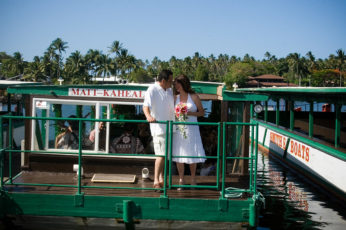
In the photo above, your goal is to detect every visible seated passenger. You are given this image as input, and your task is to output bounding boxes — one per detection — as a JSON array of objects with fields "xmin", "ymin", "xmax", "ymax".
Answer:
[
  {"xmin": 55, "ymin": 115, "xmax": 79, "ymax": 149},
  {"xmin": 87, "ymin": 122, "xmax": 106, "ymax": 151},
  {"xmin": 138, "ymin": 123, "xmax": 153, "ymax": 154},
  {"xmin": 110, "ymin": 123, "xmax": 144, "ymax": 154}
]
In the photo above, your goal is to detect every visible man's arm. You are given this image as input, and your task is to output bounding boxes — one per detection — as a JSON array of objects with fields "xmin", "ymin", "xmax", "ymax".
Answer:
[{"xmin": 143, "ymin": 106, "xmax": 156, "ymax": 122}]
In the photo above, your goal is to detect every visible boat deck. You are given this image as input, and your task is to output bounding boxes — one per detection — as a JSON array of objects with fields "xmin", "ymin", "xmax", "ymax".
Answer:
[
  {"xmin": 3, "ymin": 155, "xmax": 250, "ymax": 200},
  {"xmin": 4, "ymin": 171, "xmax": 249, "ymax": 200}
]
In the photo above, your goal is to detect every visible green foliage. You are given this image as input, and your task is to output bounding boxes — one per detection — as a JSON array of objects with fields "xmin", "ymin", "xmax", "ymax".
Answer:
[
  {"xmin": 195, "ymin": 65, "xmax": 209, "ymax": 81},
  {"xmin": 311, "ymin": 69, "xmax": 343, "ymax": 87},
  {"xmin": 1, "ymin": 38, "xmax": 344, "ymax": 88},
  {"xmin": 224, "ymin": 62, "xmax": 254, "ymax": 88},
  {"xmin": 129, "ymin": 68, "xmax": 153, "ymax": 83}
]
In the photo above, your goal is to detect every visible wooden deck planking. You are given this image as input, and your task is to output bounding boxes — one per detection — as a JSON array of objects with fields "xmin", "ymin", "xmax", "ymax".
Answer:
[{"xmin": 5, "ymin": 171, "xmax": 249, "ymax": 199}]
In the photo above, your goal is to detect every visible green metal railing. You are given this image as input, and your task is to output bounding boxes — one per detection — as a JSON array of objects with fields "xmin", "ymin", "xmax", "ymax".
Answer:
[
  {"xmin": 0, "ymin": 115, "xmax": 259, "ymax": 199},
  {"xmin": 221, "ymin": 122, "xmax": 259, "ymax": 198}
]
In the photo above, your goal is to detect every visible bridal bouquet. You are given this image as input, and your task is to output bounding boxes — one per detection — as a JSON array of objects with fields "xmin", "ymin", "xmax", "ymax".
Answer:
[{"xmin": 175, "ymin": 102, "xmax": 188, "ymax": 139}]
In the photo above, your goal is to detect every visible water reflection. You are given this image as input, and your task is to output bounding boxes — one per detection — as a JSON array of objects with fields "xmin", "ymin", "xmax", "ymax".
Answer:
[{"xmin": 257, "ymin": 152, "xmax": 346, "ymax": 230}]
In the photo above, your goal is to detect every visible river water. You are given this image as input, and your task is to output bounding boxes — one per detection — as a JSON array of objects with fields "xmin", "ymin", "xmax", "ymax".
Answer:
[{"xmin": 256, "ymin": 151, "xmax": 346, "ymax": 230}]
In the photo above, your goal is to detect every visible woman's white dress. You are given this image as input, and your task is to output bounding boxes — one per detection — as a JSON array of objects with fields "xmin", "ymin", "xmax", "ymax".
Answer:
[{"xmin": 172, "ymin": 94, "xmax": 206, "ymax": 164}]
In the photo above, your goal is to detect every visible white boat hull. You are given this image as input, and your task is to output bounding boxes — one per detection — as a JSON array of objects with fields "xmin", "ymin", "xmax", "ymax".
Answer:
[{"xmin": 256, "ymin": 124, "xmax": 346, "ymax": 196}]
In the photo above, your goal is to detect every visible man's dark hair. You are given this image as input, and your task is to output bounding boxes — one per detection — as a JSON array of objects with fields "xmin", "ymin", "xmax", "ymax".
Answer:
[{"xmin": 157, "ymin": 69, "xmax": 173, "ymax": 82}]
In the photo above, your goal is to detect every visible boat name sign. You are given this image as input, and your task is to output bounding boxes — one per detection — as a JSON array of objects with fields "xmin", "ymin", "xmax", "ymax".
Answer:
[
  {"xmin": 270, "ymin": 131, "xmax": 310, "ymax": 162},
  {"xmin": 68, "ymin": 88, "xmax": 145, "ymax": 99}
]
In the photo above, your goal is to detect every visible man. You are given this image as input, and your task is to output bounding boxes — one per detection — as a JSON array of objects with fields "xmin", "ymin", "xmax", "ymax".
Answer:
[{"xmin": 143, "ymin": 69, "xmax": 174, "ymax": 191}]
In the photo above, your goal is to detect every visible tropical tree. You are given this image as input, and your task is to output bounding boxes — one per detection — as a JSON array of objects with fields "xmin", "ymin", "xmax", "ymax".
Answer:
[
  {"xmin": 95, "ymin": 53, "xmax": 115, "ymax": 79},
  {"xmin": 287, "ymin": 53, "xmax": 308, "ymax": 86},
  {"xmin": 224, "ymin": 62, "xmax": 254, "ymax": 88},
  {"xmin": 109, "ymin": 40, "xmax": 123, "ymax": 57},
  {"xmin": 85, "ymin": 49, "xmax": 101, "ymax": 77},
  {"xmin": 0, "ymin": 52, "xmax": 26, "ymax": 78},
  {"xmin": 195, "ymin": 65, "xmax": 209, "ymax": 81},
  {"xmin": 65, "ymin": 51, "xmax": 90, "ymax": 84},
  {"xmin": 11, "ymin": 52, "xmax": 26, "ymax": 78},
  {"xmin": 335, "ymin": 49, "xmax": 345, "ymax": 86},
  {"xmin": 43, "ymin": 46, "xmax": 57, "ymax": 82},
  {"xmin": 24, "ymin": 56, "xmax": 45, "ymax": 82},
  {"xmin": 264, "ymin": 51, "xmax": 272, "ymax": 61},
  {"xmin": 306, "ymin": 51, "xmax": 317, "ymax": 86},
  {"xmin": 311, "ymin": 69, "xmax": 340, "ymax": 87},
  {"xmin": 50, "ymin": 38, "xmax": 68, "ymax": 80},
  {"xmin": 147, "ymin": 56, "xmax": 161, "ymax": 78},
  {"xmin": 243, "ymin": 53, "xmax": 255, "ymax": 63},
  {"xmin": 129, "ymin": 68, "xmax": 153, "ymax": 83}
]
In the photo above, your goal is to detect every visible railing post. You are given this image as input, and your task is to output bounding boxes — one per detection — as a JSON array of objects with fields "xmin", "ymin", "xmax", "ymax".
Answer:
[
  {"xmin": 163, "ymin": 121, "xmax": 169, "ymax": 197},
  {"xmin": 335, "ymin": 104, "xmax": 341, "ymax": 148},
  {"xmin": 250, "ymin": 103, "xmax": 254, "ymax": 119},
  {"xmin": 0, "ymin": 116, "xmax": 3, "ymax": 188},
  {"xmin": 254, "ymin": 124, "xmax": 259, "ymax": 192},
  {"xmin": 8, "ymin": 117, "xmax": 13, "ymax": 184},
  {"xmin": 216, "ymin": 123, "xmax": 221, "ymax": 190},
  {"xmin": 0, "ymin": 117, "xmax": 2, "ymax": 150},
  {"xmin": 290, "ymin": 101, "xmax": 294, "ymax": 131},
  {"xmin": 221, "ymin": 122, "xmax": 226, "ymax": 198},
  {"xmin": 276, "ymin": 99, "xmax": 280, "ymax": 126},
  {"xmin": 77, "ymin": 119, "xmax": 82, "ymax": 195},
  {"xmin": 309, "ymin": 102, "xmax": 314, "ymax": 138},
  {"xmin": 169, "ymin": 120, "xmax": 173, "ymax": 190},
  {"xmin": 264, "ymin": 101, "xmax": 268, "ymax": 122},
  {"xmin": 249, "ymin": 124, "xmax": 254, "ymax": 191}
]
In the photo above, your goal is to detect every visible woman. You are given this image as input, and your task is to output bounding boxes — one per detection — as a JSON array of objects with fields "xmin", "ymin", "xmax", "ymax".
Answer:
[
  {"xmin": 88, "ymin": 121, "xmax": 106, "ymax": 150},
  {"xmin": 55, "ymin": 115, "xmax": 79, "ymax": 149},
  {"xmin": 172, "ymin": 75, "xmax": 205, "ymax": 189}
]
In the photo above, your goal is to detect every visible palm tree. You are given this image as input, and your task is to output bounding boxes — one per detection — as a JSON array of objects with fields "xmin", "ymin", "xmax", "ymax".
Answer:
[
  {"xmin": 192, "ymin": 52, "xmax": 202, "ymax": 71},
  {"xmin": 50, "ymin": 38, "xmax": 68, "ymax": 79},
  {"xmin": 11, "ymin": 52, "xmax": 25, "ymax": 77},
  {"xmin": 85, "ymin": 49, "xmax": 101, "ymax": 77},
  {"xmin": 65, "ymin": 51, "xmax": 89, "ymax": 84},
  {"xmin": 243, "ymin": 53, "xmax": 255, "ymax": 63},
  {"xmin": 124, "ymin": 55, "xmax": 138, "ymax": 74},
  {"xmin": 264, "ymin": 51, "xmax": 272, "ymax": 61},
  {"xmin": 95, "ymin": 54, "xmax": 115, "ymax": 79},
  {"xmin": 24, "ymin": 56, "xmax": 45, "ymax": 82},
  {"xmin": 109, "ymin": 41, "xmax": 123, "ymax": 57},
  {"xmin": 336, "ymin": 49, "xmax": 345, "ymax": 86},
  {"xmin": 117, "ymin": 49, "xmax": 137, "ymax": 77},
  {"xmin": 43, "ymin": 46, "xmax": 56, "ymax": 81},
  {"xmin": 287, "ymin": 53, "xmax": 308, "ymax": 86},
  {"xmin": 306, "ymin": 51, "xmax": 317, "ymax": 86}
]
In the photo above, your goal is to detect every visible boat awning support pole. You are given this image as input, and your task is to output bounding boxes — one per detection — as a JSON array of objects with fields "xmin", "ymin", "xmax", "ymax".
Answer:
[
  {"xmin": 264, "ymin": 101, "xmax": 268, "ymax": 122},
  {"xmin": 335, "ymin": 103, "xmax": 341, "ymax": 148},
  {"xmin": 309, "ymin": 102, "xmax": 314, "ymax": 138},
  {"xmin": 289, "ymin": 101, "xmax": 294, "ymax": 131},
  {"xmin": 7, "ymin": 93, "xmax": 11, "ymax": 113},
  {"xmin": 276, "ymin": 99, "xmax": 280, "ymax": 126}
]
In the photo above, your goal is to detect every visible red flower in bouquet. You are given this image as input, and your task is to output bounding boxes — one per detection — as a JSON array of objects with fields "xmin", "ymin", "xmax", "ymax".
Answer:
[{"xmin": 175, "ymin": 102, "xmax": 188, "ymax": 138}]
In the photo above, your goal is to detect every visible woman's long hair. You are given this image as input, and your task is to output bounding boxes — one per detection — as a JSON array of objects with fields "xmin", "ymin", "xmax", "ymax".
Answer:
[{"xmin": 173, "ymin": 74, "xmax": 195, "ymax": 95}]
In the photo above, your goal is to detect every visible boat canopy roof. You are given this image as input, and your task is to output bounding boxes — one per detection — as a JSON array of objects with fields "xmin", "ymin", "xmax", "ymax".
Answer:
[
  {"xmin": 7, "ymin": 81, "xmax": 226, "ymax": 100},
  {"xmin": 6, "ymin": 82, "xmax": 297, "ymax": 102},
  {"xmin": 0, "ymin": 80, "xmax": 42, "ymax": 89},
  {"xmin": 237, "ymin": 87, "xmax": 346, "ymax": 104}
]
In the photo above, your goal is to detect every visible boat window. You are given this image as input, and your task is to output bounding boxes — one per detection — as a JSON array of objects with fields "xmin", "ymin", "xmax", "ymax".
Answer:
[
  {"xmin": 31, "ymin": 98, "xmax": 151, "ymax": 156},
  {"xmin": 255, "ymin": 100, "xmax": 346, "ymax": 149}
]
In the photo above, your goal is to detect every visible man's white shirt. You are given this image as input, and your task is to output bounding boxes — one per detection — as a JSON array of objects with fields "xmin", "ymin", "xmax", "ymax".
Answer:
[{"xmin": 143, "ymin": 82, "xmax": 174, "ymax": 136}]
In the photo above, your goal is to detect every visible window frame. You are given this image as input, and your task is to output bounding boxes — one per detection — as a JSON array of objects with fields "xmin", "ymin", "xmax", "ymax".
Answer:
[{"xmin": 31, "ymin": 98, "xmax": 144, "ymax": 155}]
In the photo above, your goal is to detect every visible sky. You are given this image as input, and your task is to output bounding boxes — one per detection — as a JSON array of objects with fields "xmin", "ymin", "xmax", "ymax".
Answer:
[{"xmin": 0, "ymin": 0, "xmax": 345, "ymax": 62}]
